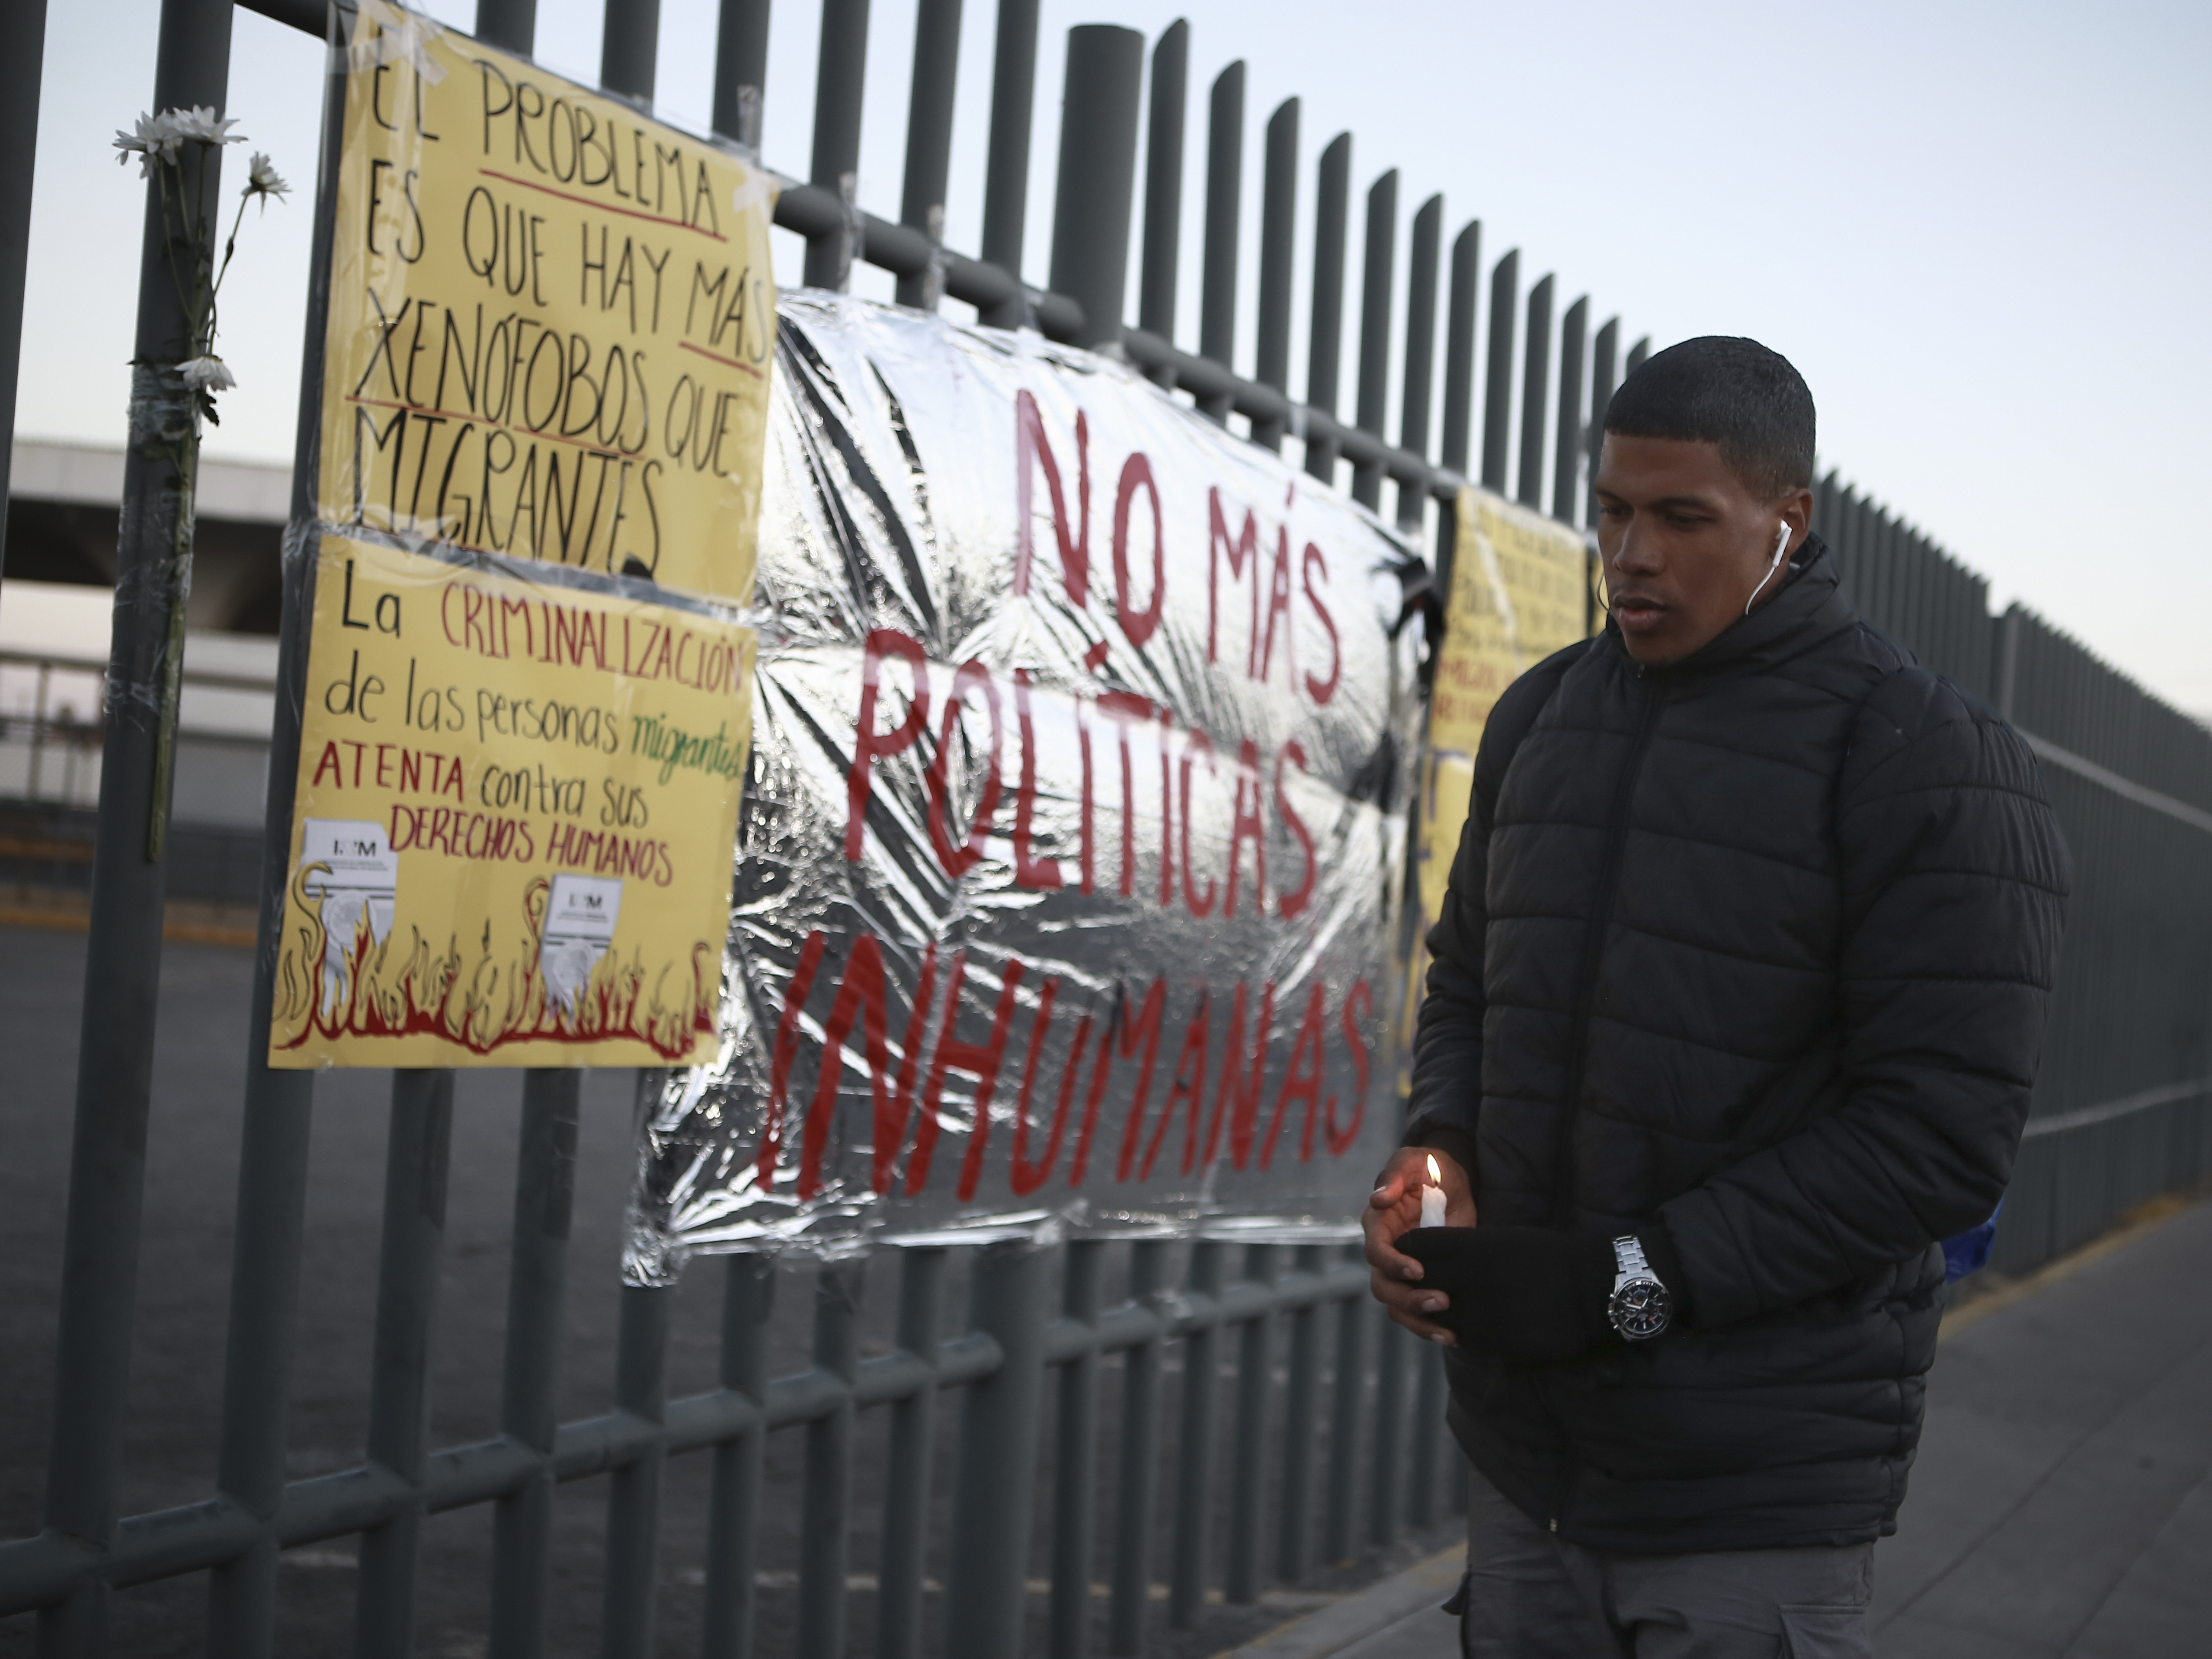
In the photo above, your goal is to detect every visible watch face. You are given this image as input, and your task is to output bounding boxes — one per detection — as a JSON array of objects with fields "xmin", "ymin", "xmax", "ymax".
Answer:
[{"xmin": 1610, "ymin": 1277, "xmax": 1672, "ymax": 1341}]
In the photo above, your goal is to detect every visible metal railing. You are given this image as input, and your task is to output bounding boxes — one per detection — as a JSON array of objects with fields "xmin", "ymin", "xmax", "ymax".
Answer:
[{"xmin": 2, "ymin": 0, "xmax": 2209, "ymax": 1656}]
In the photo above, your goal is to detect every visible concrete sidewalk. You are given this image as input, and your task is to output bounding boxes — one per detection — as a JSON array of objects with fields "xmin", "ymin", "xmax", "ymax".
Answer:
[{"xmin": 1223, "ymin": 1195, "xmax": 2212, "ymax": 1659}]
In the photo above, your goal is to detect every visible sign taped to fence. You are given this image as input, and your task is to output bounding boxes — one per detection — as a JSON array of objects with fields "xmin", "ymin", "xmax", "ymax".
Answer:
[
  {"xmin": 1402, "ymin": 488, "xmax": 1594, "ymax": 1067},
  {"xmin": 317, "ymin": 5, "xmax": 776, "ymax": 603},
  {"xmin": 269, "ymin": 534, "xmax": 755, "ymax": 1068},
  {"xmin": 625, "ymin": 294, "xmax": 1423, "ymax": 1280}
]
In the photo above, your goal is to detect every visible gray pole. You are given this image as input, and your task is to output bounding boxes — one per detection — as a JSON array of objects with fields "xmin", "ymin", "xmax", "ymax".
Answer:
[
  {"xmin": 1048, "ymin": 26, "xmax": 1145, "ymax": 352},
  {"xmin": 1137, "ymin": 21, "xmax": 1188, "ymax": 347},
  {"xmin": 1396, "ymin": 193, "xmax": 1441, "ymax": 530},
  {"xmin": 1197, "ymin": 60, "xmax": 1246, "ymax": 416},
  {"xmin": 1553, "ymin": 295, "xmax": 1587, "ymax": 524},
  {"xmin": 1252, "ymin": 97, "xmax": 1299, "ymax": 451},
  {"xmin": 1586, "ymin": 316, "xmax": 1618, "ymax": 527},
  {"xmin": 601, "ymin": 0, "xmax": 662, "ymax": 102},
  {"xmin": 1351, "ymin": 170, "xmax": 1397, "ymax": 510},
  {"xmin": 39, "ymin": 0, "xmax": 233, "ymax": 1647},
  {"xmin": 476, "ymin": 0, "xmax": 539, "ymax": 55},
  {"xmin": 1517, "ymin": 273, "xmax": 1553, "ymax": 509},
  {"xmin": 1304, "ymin": 133, "xmax": 1351, "ymax": 483},
  {"xmin": 804, "ymin": 0, "xmax": 871, "ymax": 291},
  {"xmin": 980, "ymin": 0, "xmax": 1041, "ymax": 324},
  {"xmin": 0, "ymin": 0, "xmax": 48, "ymax": 590},
  {"xmin": 1439, "ymin": 220, "xmax": 1480, "ymax": 478},
  {"xmin": 711, "ymin": 0, "xmax": 772, "ymax": 148},
  {"xmin": 1627, "ymin": 333, "xmax": 1651, "ymax": 375},
  {"xmin": 1480, "ymin": 249, "xmax": 1517, "ymax": 493},
  {"xmin": 896, "ymin": 0, "xmax": 964, "ymax": 309}
]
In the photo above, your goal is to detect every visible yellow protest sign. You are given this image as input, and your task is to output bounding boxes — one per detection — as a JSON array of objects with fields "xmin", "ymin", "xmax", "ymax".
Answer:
[
  {"xmin": 269, "ymin": 535, "xmax": 755, "ymax": 1068},
  {"xmin": 318, "ymin": 9, "xmax": 776, "ymax": 603},
  {"xmin": 1402, "ymin": 490, "xmax": 1595, "ymax": 1066}
]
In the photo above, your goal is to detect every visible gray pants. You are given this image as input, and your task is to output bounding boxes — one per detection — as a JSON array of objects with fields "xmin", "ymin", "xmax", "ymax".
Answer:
[{"xmin": 1456, "ymin": 1465, "xmax": 1873, "ymax": 1658}]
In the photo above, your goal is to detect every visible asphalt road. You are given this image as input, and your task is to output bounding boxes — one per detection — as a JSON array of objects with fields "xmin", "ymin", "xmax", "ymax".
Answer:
[{"xmin": 0, "ymin": 925, "xmax": 1459, "ymax": 1658}]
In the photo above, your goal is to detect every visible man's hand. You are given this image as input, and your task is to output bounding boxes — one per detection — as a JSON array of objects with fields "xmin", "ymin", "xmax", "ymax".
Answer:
[{"xmin": 1364, "ymin": 1145, "xmax": 1476, "ymax": 1345}]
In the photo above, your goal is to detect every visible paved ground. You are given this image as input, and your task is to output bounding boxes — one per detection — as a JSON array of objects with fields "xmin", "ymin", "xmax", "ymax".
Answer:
[{"xmin": 1235, "ymin": 1196, "xmax": 2212, "ymax": 1659}]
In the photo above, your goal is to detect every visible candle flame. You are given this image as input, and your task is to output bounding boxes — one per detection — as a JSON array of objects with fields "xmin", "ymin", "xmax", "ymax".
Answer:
[{"xmin": 1426, "ymin": 1153, "xmax": 1441, "ymax": 1184}]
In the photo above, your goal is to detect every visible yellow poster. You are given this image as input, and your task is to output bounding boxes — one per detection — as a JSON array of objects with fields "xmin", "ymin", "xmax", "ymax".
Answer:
[
  {"xmin": 318, "ymin": 8, "xmax": 776, "ymax": 603},
  {"xmin": 269, "ymin": 535, "xmax": 755, "ymax": 1067},
  {"xmin": 1403, "ymin": 490, "xmax": 1596, "ymax": 1062}
]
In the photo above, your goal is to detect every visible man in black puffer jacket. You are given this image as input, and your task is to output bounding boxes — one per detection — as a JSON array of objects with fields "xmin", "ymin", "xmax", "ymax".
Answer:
[{"xmin": 1365, "ymin": 337, "xmax": 2069, "ymax": 1656}]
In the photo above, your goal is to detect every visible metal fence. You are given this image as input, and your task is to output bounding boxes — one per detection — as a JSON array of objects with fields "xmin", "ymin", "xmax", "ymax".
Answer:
[{"xmin": 2, "ymin": 0, "xmax": 2208, "ymax": 1656}]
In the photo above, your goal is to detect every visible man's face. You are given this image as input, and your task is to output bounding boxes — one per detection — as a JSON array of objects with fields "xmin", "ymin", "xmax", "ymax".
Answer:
[{"xmin": 1593, "ymin": 435, "xmax": 1813, "ymax": 666}]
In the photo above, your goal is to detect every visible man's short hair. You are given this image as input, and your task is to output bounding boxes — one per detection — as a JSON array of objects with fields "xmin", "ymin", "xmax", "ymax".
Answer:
[{"xmin": 1604, "ymin": 336, "xmax": 1815, "ymax": 500}]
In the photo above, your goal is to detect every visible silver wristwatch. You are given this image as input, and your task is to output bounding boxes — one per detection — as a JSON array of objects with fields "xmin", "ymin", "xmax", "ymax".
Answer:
[{"xmin": 1607, "ymin": 1236, "xmax": 1673, "ymax": 1341}]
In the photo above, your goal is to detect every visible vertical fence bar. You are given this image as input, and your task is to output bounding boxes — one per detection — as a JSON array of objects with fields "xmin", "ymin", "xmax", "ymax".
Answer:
[
  {"xmin": 1195, "ymin": 61, "xmax": 1245, "ymax": 417},
  {"xmin": 803, "ymin": 0, "xmax": 871, "ymax": 291},
  {"xmin": 1367, "ymin": 1320, "xmax": 1408, "ymax": 1545},
  {"xmin": 1585, "ymin": 316, "xmax": 1618, "ymax": 528},
  {"xmin": 1439, "ymin": 222, "xmax": 1480, "ymax": 479},
  {"xmin": 1222, "ymin": 1245, "xmax": 1274, "ymax": 1603},
  {"xmin": 879, "ymin": 1248, "xmax": 947, "ymax": 1659},
  {"xmin": 1552, "ymin": 295, "xmax": 1587, "ymax": 525},
  {"xmin": 1168, "ymin": 1240, "xmax": 1223, "ymax": 1627},
  {"xmin": 354, "ymin": 1070, "xmax": 457, "ymax": 1659},
  {"xmin": 1404, "ymin": 1342, "xmax": 1444, "ymax": 1528},
  {"xmin": 1108, "ymin": 1239, "xmax": 1170, "ymax": 1656},
  {"xmin": 602, "ymin": 1284, "xmax": 675, "ymax": 1659},
  {"xmin": 701, "ymin": 1253, "xmax": 775, "ymax": 1659},
  {"xmin": 1251, "ymin": 98, "xmax": 1298, "ymax": 451},
  {"xmin": 1050, "ymin": 26, "xmax": 1145, "ymax": 352},
  {"xmin": 711, "ymin": 0, "xmax": 771, "ymax": 148},
  {"xmin": 39, "ymin": 1, "xmax": 233, "ymax": 1645},
  {"xmin": 1351, "ymin": 171, "xmax": 1399, "ymax": 510},
  {"xmin": 1050, "ymin": 1240, "xmax": 1105, "ymax": 1659},
  {"xmin": 1516, "ymin": 273, "xmax": 1553, "ymax": 510},
  {"xmin": 602, "ymin": 0, "xmax": 662, "ymax": 102},
  {"xmin": 1274, "ymin": 1244, "xmax": 1322, "ymax": 1582},
  {"xmin": 1480, "ymin": 249, "xmax": 1518, "ymax": 493},
  {"xmin": 1396, "ymin": 194, "xmax": 1442, "ymax": 531},
  {"xmin": 896, "ymin": 0, "xmax": 964, "ymax": 309},
  {"xmin": 1137, "ymin": 20, "xmax": 1188, "ymax": 361},
  {"xmin": 476, "ymin": 0, "xmax": 541, "ymax": 56},
  {"xmin": 0, "ymin": 0, "xmax": 44, "ymax": 582},
  {"xmin": 797, "ymin": 1260, "xmax": 864, "ymax": 1659},
  {"xmin": 980, "ymin": 0, "xmax": 1040, "ymax": 322},
  {"xmin": 1322, "ymin": 1256, "xmax": 1365, "ymax": 1564},
  {"xmin": 1626, "ymin": 334, "xmax": 1650, "ymax": 374},
  {"xmin": 945, "ymin": 1239, "xmax": 1051, "ymax": 1659},
  {"xmin": 490, "ymin": 1070, "xmax": 581, "ymax": 1659},
  {"xmin": 1303, "ymin": 133, "xmax": 1351, "ymax": 483}
]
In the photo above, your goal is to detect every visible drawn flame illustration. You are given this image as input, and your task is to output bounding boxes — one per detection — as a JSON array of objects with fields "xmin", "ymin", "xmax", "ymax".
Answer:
[{"xmin": 272, "ymin": 864, "xmax": 717, "ymax": 1060}]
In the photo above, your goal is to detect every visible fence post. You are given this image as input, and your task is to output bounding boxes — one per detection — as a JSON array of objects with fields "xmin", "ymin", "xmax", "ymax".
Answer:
[
  {"xmin": 1440, "ymin": 222, "xmax": 1481, "ymax": 479},
  {"xmin": 1481, "ymin": 250, "xmax": 1518, "ymax": 493},
  {"xmin": 1136, "ymin": 19, "xmax": 1188, "ymax": 365},
  {"xmin": 804, "ymin": 0, "xmax": 870, "ymax": 292},
  {"xmin": 601, "ymin": 1283, "xmax": 676, "ymax": 1659},
  {"xmin": 1553, "ymin": 295, "xmax": 1587, "ymax": 525},
  {"xmin": 1274, "ymin": 1243, "xmax": 1324, "ymax": 1581},
  {"xmin": 1108, "ymin": 1239, "xmax": 1171, "ymax": 1655},
  {"xmin": 354, "ymin": 1070, "xmax": 458, "ymax": 1659},
  {"xmin": 945, "ymin": 1238, "xmax": 1051, "ymax": 1658},
  {"xmin": 0, "ymin": 0, "xmax": 44, "ymax": 584},
  {"xmin": 1397, "ymin": 194, "xmax": 1443, "ymax": 531},
  {"xmin": 1050, "ymin": 1239, "xmax": 1106, "ymax": 1659},
  {"xmin": 602, "ymin": 0, "xmax": 662, "ymax": 102},
  {"xmin": 711, "ymin": 0, "xmax": 771, "ymax": 148},
  {"xmin": 702, "ymin": 1253, "xmax": 775, "ymax": 1659},
  {"xmin": 1304, "ymin": 134, "xmax": 1351, "ymax": 483},
  {"xmin": 1586, "ymin": 316, "xmax": 1618, "ymax": 528},
  {"xmin": 879, "ymin": 1248, "xmax": 948, "ymax": 1659},
  {"xmin": 896, "ymin": 0, "xmax": 964, "ymax": 311},
  {"xmin": 979, "ymin": 0, "xmax": 1040, "ymax": 324},
  {"xmin": 1251, "ymin": 98, "xmax": 1299, "ymax": 452},
  {"xmin": 1223, "ymin": 1244, "xmax": 1275, "ymax": 1603},
  {"xmin": 1050, "ymin": 25, "xmax": 1146, "ymax": 352},
  {"xmin": 476, "ymin": 0, "xmax": 541, "ymax": 57},
  {"xmin": 1168, "ymin": 1239, "xmax": 1224, "ymax": 1627},
  {"xmin": 1322, "ymin": 1249, "xmax": 1367, "ymax": 1564},
  {"xmin": 1517, "ymin": 273, "xmax": 1553, "ymax": 510},
  {"xmin": 1197, "ymin": 60, "xmax": 1245, "ymax": 420},
  {"xmin": 798, "ymin": 1258, "xmax": 865, "ymax": 1659},
  {"xmin": 1351, "ymin": 170, "xmax": 1397, "ymax": 511},
  {"xmin": 38, "ymin": 1, "xmax": 233, "ymax": 1642}
]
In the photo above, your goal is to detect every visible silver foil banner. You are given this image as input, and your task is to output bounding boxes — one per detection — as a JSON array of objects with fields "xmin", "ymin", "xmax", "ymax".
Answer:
[{"xmin": 625, "ymin": 294, "xmax": 1424, "ymax": 1282}]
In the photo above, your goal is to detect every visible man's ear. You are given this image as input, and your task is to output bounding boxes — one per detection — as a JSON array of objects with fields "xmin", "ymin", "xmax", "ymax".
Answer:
[{"xmin": 1780, "ymin": 486, "xmax": 1814, "ymax": 552}]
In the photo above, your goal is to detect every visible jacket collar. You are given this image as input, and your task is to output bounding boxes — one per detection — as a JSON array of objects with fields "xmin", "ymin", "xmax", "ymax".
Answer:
[{"xmin": 1604, "ymin": 534, "xmax": 1859, "ymax": 682}]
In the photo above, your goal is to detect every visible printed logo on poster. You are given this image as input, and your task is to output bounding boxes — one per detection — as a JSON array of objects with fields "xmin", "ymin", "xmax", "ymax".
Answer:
[{"xmin": 316, "ymin": 4, "xmax": 778, "ymax": 603}]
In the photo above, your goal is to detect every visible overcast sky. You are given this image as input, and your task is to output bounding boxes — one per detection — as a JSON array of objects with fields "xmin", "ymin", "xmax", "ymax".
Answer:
[{"xmin": 21, "ymin": 0, "xmax": 2212, "ymax": 717}]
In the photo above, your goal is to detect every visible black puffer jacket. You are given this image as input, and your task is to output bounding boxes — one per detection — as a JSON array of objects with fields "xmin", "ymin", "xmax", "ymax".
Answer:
[{"xmin": 1405, "ymin": 537, "xmax": 2069, "ymax": 1553}]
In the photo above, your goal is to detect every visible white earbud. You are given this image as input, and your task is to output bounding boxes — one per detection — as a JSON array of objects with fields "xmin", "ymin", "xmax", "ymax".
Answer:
[{"xmin": 1743, "ymin": 522, "xmax": 1793, "ymax": 616}]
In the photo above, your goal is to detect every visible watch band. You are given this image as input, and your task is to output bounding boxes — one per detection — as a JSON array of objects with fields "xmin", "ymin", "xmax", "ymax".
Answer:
[{"xmin": 1612, "ymin": 1236, "xmax": 1651, "ymax": 1279}]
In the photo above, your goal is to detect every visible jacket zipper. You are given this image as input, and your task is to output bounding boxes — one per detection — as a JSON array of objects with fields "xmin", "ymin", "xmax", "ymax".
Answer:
[{"xmin": 1552, "ymin": 672, "xmax": 1668, "ymax": 1223}]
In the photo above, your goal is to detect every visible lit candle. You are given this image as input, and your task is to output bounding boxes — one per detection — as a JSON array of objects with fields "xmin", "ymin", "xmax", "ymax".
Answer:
[{"xmin": 1420, "ymin": 1153, "xmax": 1446, "ymax": 1228}]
